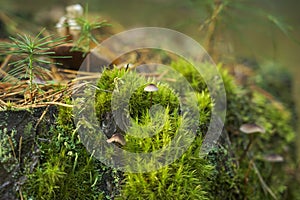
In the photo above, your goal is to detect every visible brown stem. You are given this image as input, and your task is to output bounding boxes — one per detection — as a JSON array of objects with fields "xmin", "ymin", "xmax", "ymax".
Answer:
[
  {"xmin": 86, "ymin": 53, "xmax": 90, "ymax": 72},
  {"xmin": 18, "ymin": 136, "xmax": 22, "ymax": 163},
  {"xmin": 244, "ymin": 159, "xmax": 253, "ymax": 187},
  {"xmin": 150, "ymin": 93, "xmax": 153, "ymax": 107},
  {"xmin": 202, "ymin": 1, "xmax": 224, "ymax": 61},
  {"xmin": 239, "ymin": 135, "xmax": 254, "ymax": 163}
]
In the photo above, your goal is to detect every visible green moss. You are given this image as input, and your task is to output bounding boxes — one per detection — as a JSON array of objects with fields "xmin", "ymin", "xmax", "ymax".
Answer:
[
  {"xmin": 23, "ymin": 104, "xmax": 120, "ymax": 200},
  {"xmin": 94, "ymin": 66, "xmax": 214, "ymax": 199},
  {"xmin": 118, "ymin": 136, "xmax": 213, "ymax": 200},
  {"xmin": 207, "ymin": 64, "xmax": 296, "ymax": 200},
  {"xmin": 95, "ymin": 68, "xmax": 128, "ymax": 120},
  {"xmin": 253, "ymin": 62, "xmax": 294, "ymax": 109},
  {"xmin": 0, "ymin": 127, "xmax": 18, "ymax": 173},
  {"xmin": 170, "ymin": 59, "xmax": 207, "ymax": 92},
  {"xmin": 21, "ymin": 59, "xmax": 297, "ymax": 199}
]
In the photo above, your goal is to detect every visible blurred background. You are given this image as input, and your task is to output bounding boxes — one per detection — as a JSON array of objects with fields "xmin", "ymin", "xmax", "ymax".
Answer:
[{"xmin": 0, "ymin": 0, "xmax": 299, "ymax": 155}]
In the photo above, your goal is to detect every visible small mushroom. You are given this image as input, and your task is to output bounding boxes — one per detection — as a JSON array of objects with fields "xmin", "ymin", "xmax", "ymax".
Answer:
[
  {"xmin": 56, "ymin": 4, "xmax": 83, "ymax": 41},
  {"xmin": 67, "ymin": 19, "xmax": 81, "ymax": 40},
  {"xmin": 66, "ymin": 4, "xmax": 83, "ymax": 18},
  {"xmin": 239, "ymin": 123, "xmax": 265, "ymax": 162},
  {"xmin": 240, "ymin": 123, "xmax": 265, "ymax": 134},
  {"xmin": 106, "ymin": 133, "xmax": 126, "ymax": 146},
  {"xmin": 56, "ymin": 16, "xmax": 68, "ymax": 37},
  {"xmin": 144, "ymin": 83, "xmax": 158, "ymax": 92},
  {"xmin": 144, "ymin": 83, "xmax": 158, "ymax": 107},
  {"xmin": 262, "ymin": 154, "xmax": 284, "ymax": 162}
]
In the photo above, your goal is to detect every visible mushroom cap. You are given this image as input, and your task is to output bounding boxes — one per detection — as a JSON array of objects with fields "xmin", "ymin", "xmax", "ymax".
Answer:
[
  {"xmin": 66, "ymin": 4, "xmax": 83, "ymax": 18},
  {"xmin": 106, "ymin": 133, "xmax": 126, "ymax": 146},
  {"xmin": 262, "ymin": 154, "xmax": 284, "ymax": 162},
  {"xmin": 239, "ymin": 123, "xmax": 265, "ymax": 134},
  {"xmin": 144, "ymin": 84, "xmax": 158, "ymax": 92}
]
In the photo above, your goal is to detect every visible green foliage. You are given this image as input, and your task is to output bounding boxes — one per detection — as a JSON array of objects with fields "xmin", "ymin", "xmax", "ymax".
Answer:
[
  {"xmin": 208, "ymin": 64, "xmax": 296, "ymax": 200},
  {"xmin": 267, "ymin": 14, "xmax": 299, "ymax": 44},
  {"xmin": 0, "ymin": 28, "xmax": 66, "ymax": 99},
  {"xmin": 188, "ymin": 0, "xmax": 298, "ymax": 60},
  {"xmin": 0, "ymin": 127, "xmax": 18, "ymax": 173},
  {"xmin": 118, "ymin": 136, "xmax": 213, "ymax": 200},
  {"xmin": 23, "ymin": 105, "xmax": 120, "ymax": 200},
  {"xmin": 71, "ymin": 5, "xmax": 110, "ymax": 54},
  {"xmin": 253, "ymin": 61, "xmax": 295, "ymax": 108},
  {"xmin": 20, "ymin": 59, "xmax": 296, "ymax": 199},
  {"xmin": 95, "ymin": 67, "xmax": 127, "ymax": 119},
  {"xmin": 206, "ymin": 146, "xmax": 241, "ymax": 199},
  {"xmin": 0, "ymin": 2, "xmax": 297, "ymax": 199},
  {"xmin": 170, "ymin": 59, "xmax": 206, "ymax": 92},
  {"xmin": 128, "ymin": 83, "xmax": 180, "ymax": 123},
  {"xmin": 94, "ymin": 66, "xmax": 214, "ymax": 199}
]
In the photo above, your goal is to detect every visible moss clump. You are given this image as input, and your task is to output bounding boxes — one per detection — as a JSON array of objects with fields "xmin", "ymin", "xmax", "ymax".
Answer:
[
  {"xmin": 207, "ymin": 64, "xmax": 296, "ymax": 199},
  {"xmin": 95, "ymin": 67, "xmax": 128, "ymax": 120},
  {"xmin": 94, "ymin": 66, "xmax": 215, "ymax": 199},
  {"xmin": 170, "ymin": 59, "xmax": 207, "ymax": 92},
  {"xmin": 253, "ymin": 62, "xmax": 295, "ymax": 109},
  {"xmin": 23, "ymin": 104, "xmax": 121, "ymax": 200},
  {"xmin": 20, "ymin": 58, "xmax": 297, "ymax": 199},
  {"xmin": 118, "ymin": 136, "xmax": 213, "ymax": 200}
]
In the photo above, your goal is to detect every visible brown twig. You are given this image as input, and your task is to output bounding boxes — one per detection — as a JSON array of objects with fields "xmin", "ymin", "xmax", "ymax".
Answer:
[
  {"xmin": 8, "ymin": 135, "xmax": 16, "ymax": 159},
  {"xmin": 20, "ymin": 101, "xmax": 73, "ymax": 109},
  {"xmin": 199, "ymin": 2, "xmax": 224, "ymax": 60},
  {"xmin": 0, "ymin": 98, "xmax": 7, "ymax": 107},
  {"xmin": 18, "ymin": 136, "xmax": 22, "ymax": 163},
  {"xmin": 34, "ymin": 105, "xmax": 50, "ymax": 130},
  {"xmin": 239, "ymin": 134, "xmax": 254, "ymax": 163},
  {"xmin": 19, "ymin": 187, "xmax": 24, "ymax": 200},
  {"xmin": 0, "ymin": 55, "xmax": 13, "ymax": 72},
  {"xmin": 157, "ymin": 70, "xmax": 169, "ymax": 80},
  {"xmin": 72, "ymin": 74, "xmax": 101, "ymax": 82},
  {"xmin": 251, "ymin": 160, "xmax": 278, "ymax": 200},
  {"xmin": 57, "ymin": 68, "xmax": 97, "ymax": 75}
]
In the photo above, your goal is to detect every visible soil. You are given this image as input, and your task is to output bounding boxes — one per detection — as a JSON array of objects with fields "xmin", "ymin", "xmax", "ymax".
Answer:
[{"xmin": 0, "ymin": 106, "xmax": 58, "ymax": 200}]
